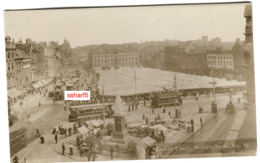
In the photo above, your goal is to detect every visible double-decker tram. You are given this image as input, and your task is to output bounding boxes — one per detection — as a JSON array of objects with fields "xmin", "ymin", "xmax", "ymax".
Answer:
[
  {"xmin": 151, "ymin": 91, "xmax": 182, "ymax": 108},
  {"xmin": 68, "ymin": 103, "xmax": 113, "ymax": 122}
]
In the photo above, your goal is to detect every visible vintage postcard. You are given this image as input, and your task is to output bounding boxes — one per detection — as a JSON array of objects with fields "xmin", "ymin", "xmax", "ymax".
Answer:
[{"xmin": 4, "ymin": 2, "xmax": 256, "ymax": 163}]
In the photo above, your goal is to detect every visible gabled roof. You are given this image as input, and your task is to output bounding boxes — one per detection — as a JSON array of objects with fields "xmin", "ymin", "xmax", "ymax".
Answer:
[
  {"xmin": 15, "ymin": 49, "xmax": 30, "ymax": 59},
  {"xmin": 16, "ymin": 44, "xmax": 32, "ymax": 54}
]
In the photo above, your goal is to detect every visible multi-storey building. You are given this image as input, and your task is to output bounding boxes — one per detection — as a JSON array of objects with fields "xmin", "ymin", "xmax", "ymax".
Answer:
[
  {"xmin": 44, "ymin": 45, "xmax": 62, "ymax": 78},
  {"xmin": 14, "ymin": 49, "xmax": 31, "ymax": 89},
  {"xmin": 92, "ymin": 51, "xmax": 140, "ymax": 69},
  {"xmin": 5, "ymin": 36, "xmax": 16, "ymax": 89},
  {"xmin": 207, "ymin": 53, "xmax": 233, "ymax": 70}
]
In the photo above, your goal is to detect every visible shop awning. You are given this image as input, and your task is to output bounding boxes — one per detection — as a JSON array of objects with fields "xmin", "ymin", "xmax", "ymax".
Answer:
[
  {"xmin": 78, "ymin": 126, "xmax": 89, "ymax": 135},
  {"xmin": 32, "ymin": 81, "xmax": 44, "ymax": 89},
  {"xmin": 8, "ymin": 89, "xmax": 23, "ymax": 99},
  {"xmin": 139, "ymin": 136, "xmax": 156, "ymax": 147}
]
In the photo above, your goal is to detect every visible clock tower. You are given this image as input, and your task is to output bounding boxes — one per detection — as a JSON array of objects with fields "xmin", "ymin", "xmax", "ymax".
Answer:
[{"xmin": 243, "ymin": 4, "xmax": 255, "ymax": 107}]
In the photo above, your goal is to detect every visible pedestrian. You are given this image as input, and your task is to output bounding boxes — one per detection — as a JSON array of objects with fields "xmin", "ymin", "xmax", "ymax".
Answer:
[
  {"xmin": 110, "ymin": 146, "xmax": 114, "ymax": 159},
  {"xmin": 200, "ymin": 117, "xmax": 203, "ymax": 126},
  {"xmin": 190, "ymin": 118, "xmax": 194, "ymax": 132},
  {"xmin": 92, "ymin": 150, "xmax": 97, "ymax": 161},
  {"xmin": 64, "ymin": 127, "xmax": 67, "ymax": 136},
  {"xmin": 68, "ymin": 127, "xmax": 72, "ymax": 136},
  {"xmin": 62, "ymin": 143, "xmax": 65, "ymax": 155},
  {"xmin": 152, "ymin": 108, "xmax": 155, "ymax": 114},
  {"xmin": 163, "ymin": 106, "xmax": 166, "ymax": 113},
  {"xmin": 55, "ymin": 133, "xmax": 58, "ymax": 144},
  {"xmin": 76, "ymin": 136, "xmax": 80, "ymax": 147},
  {"xmin": 135, "ymin": 103, "xmax": 138, "ymax": 111},
  {"xmin": 144, "ymin": 99, "xmax": 146, "ymax": 106},
  {"xmin": 168, "ymin": 111, "xmax": 171, "ymax": 117},
  {"xmin": 40, "ymin": 134, "xmax": 45, "ymax": 144},
  {"xmin": 142, "ymin": 114, "xmax": 145, "ymax": 120},
  {"xmin": 160, "ymin": 130, "xmax": 165, "ymax": 142},
  {"xmin": 36, "ymin": 129, "xmax": 40, "ymax": 138},
  {"xmin": 52, "ymin": 128, "xmax": 56, "ymax": 134},
  {"xmin": 128, "ymin": 105, "xmax": 130, "ymax": 112},
  {"xmin": 132, "ymin": 103, "xmax": 134, "ymax": 111},
  {"xmin": 13, "ymin": 155, "xmax": 19, "ymax": 163},
  {"xmin": 69, "ymin": 142, "xmax": 73, "ymax": 155},
  {"xmin": 145, "ymin": 117, "xmax": 149, "ymax": 125},
  {"xmin": 87, "ymin": 150, "xmax": 91, "ymax": 161}
]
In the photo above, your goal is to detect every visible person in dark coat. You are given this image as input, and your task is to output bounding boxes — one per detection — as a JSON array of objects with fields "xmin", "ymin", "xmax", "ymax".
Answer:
[
  {"xmin": 144, "ymin": 99, "xmax": 146, "ymax": 106},
  {"xmin": 142, "ymin": 114, "xmax": 145, "ymax": 120},
  {"xmin": 40, "ymin": 134, "xmax": 45, "ymax": 144},
  {"xmin": 64, "ymin": 127, "xmax": 67, "ymax": 136},
  {"xmin": 145, "ymin": 117, "xmax": 149, "ymax": 125},
  {"xmin": 110, "ymin": 146, "xmax": 114, "ymax": 159},
  {"xmin": 163, "ymin": 106, "xmax": 166, "ymax": 113},
  {"xmin": 92, "ymin": 150, "xmax": 97, "ymax": 161},
  {"xmin": 160, "ymin": 130, "xmax": 165, "ymax": 142},
  {"xmin": 36, "ymin": 129, "xmax": 40, "ymax": 137},
  {"xmin": 128, "ymin": 105, "xmax": 131, "ymax": 112},
  {"xmin": 68, "ymin": 127, "xmax": 72, "ymax": 136},
  {"xmin": 62, "ymin": 143, "xmax": 65, "ymax": 155},
  {"xmin": 13, "ymin": 156, "xmax": 19, "ymax": 163},
  {"xmin": 52, "ymin": 128, "xmax": 56, "ymax": 134},
  {"xmin": 55, "ymin": 133, "xmax": 58, "ymax": 144},
  {"xmin": 190, "ymin": 118, "xmax": 194, "ymax": 132}
]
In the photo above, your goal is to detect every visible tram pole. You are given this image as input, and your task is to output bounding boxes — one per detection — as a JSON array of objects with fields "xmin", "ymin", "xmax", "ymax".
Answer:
[
  {"xmin": 134, "ymin": 69, "xmax": 137, "ymax": 101},
  {"xmin": 102, "ymin": 85, "xmax": 105, "ymax": 125}
]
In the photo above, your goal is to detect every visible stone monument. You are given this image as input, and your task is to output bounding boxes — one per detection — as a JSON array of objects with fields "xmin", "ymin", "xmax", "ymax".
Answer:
[{"xmin": 112, "ymin": 95, "xmax": 128, "ymax": 144}]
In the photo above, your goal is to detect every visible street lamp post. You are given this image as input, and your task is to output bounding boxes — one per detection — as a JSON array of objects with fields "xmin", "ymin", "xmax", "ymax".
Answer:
[
  {"xmin": 27, "ymin": 86, "xmax": 30, "ymax": 123},
  {"xmin": 209, "ymin": 69, "xmax": 217, "ymax": 113},
  {"xmin": 174, "ymin": 72, "xmax": 177, "ymax": 111},
  {"xmin": 102, "ymin": 85, "xmax": 105, "ymax": 125},
  {"xmin": 134, "ymin": 69, "xmax": 137, "ymax": 102}
]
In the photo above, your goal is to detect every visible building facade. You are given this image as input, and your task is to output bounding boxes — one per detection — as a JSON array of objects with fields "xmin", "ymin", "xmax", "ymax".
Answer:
[
  {"xmin": 92, "ymin": 51, "xmax": 140, "ymax": 69},
  {"xmin": 5, "ymin": 36, "xmax": 16, "ymax": 89},
  {"xmin": 207, "ymin": 53, "xmax": 233, "ymax": 70}
]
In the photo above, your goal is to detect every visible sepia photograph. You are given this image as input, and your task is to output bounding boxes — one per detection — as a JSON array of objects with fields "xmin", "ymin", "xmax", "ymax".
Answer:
[{"xmin": 3, "ymin": 2, "xmax": 256, "ymax": 163}]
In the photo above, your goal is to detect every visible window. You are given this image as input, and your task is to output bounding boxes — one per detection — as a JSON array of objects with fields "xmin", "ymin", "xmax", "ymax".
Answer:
[
  {"xmin": 8, "ymin": 63, "xmax": 10, "ymax": 70},
  {"xmin": 12, "ymin": 63, "xmax": 14, "ymax": 69},
  {"xmin": 7, "ymin": 52, "xmax": 10, "ymax": 58}
]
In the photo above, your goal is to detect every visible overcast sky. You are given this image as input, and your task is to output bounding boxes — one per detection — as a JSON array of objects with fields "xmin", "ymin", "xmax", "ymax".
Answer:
[{"xmin": 4, "ymin": 3, "xmax": 249, "ymax": 48}]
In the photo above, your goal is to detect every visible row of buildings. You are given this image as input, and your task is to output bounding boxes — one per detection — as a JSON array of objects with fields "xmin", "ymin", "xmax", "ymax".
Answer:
[
  {"xmin": 5, "ymin": 36, "xmax": 72, "ymax": 104},
  {"xmin": 91, "ymin": 51, "xmax": 140, "ymax": 70},
  {"xmin": 88, "ymin": 37, "xmax": 244, "ymax": 81},
  {"xmin": 163, "ymin": 38, "xmax": 245, "ymax": 78}
]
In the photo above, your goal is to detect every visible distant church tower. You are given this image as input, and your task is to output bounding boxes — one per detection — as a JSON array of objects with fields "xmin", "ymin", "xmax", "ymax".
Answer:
[{"xmin": 243, "ymin": 4, "xmax": 255, "ymax": 107}]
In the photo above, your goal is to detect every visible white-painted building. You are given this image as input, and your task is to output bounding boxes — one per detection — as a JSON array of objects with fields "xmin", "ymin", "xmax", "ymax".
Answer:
[
  {"xmin": 92, "ymin": 51, "xmax": 140, "ymax": 69},
  {"xmin": 207, "ymin": 53, "xmax": 233, "ymax": 70}
]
